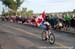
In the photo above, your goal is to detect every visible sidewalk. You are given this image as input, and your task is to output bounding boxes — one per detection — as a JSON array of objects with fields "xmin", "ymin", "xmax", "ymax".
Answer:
[
  {"xmin": 23, "ymin": 23, "xmax": 75, "ymax": 34},
  {"xmin": 57, "ymin": 27, "xmax": 75, "ymax": 34}
]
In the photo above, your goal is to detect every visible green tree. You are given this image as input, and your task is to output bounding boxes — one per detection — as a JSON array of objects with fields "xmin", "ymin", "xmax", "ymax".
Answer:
[
  {"xmin": 73, "ymin": 9, "xmax": 75, "ymax": 13},
  {"xmin": 1, "ymin": 0, "xmax": 24, "ymax": 16},
  {"xmin": 2, "ymin": 8, "xmax": 5, "ymax": 16},
  {"xmin": 27, "ymin": 10, "xmax": 33, "ymax": 17},
  {"xmin": 21, "ymin": 8, "xmax": 27, "ymax": 16},
  {"xmin": 21, "ymin": 8, "xmax": 33, "ymax": 18},
  {"xmin": 1, "ymin": 0, "xmax": 23, "ymax": 10}
]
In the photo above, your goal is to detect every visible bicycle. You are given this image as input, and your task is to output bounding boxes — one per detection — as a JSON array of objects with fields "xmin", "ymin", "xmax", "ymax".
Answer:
[{"xmin": 41, "ymin": 30, "xmax": 55, "ymax": 44}]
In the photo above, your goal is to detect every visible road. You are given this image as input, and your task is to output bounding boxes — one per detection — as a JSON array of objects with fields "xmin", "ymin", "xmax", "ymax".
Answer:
[{"xmin": 0, "ymin": 22, "xmax": 75, "ymax": 49}]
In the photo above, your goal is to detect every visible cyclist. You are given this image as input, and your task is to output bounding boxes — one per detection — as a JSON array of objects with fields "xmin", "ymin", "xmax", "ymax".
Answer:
[{"xmin": 44, "ymin": 15, "xmax": 51, "ymax": 40}]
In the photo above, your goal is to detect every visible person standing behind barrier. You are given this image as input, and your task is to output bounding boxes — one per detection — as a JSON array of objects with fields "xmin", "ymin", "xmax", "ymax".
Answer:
[
  {"xmin": 64, "ymin": 14, "xmax": 71, "ymax": 30},
  {"xmin": 49, "ymin": 15, "xmax": 55, "ymax": 29},
  {"xmin": 71, "ymin": 16, "xmax": 75, "ymax": 32}
]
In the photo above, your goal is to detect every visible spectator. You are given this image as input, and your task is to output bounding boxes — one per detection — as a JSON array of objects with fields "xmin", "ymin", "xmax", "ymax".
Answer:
[
  {"xmin": 49, "ymin": 15, "xmax": 56, "ymax": 29},
  {"xmin": 71, "ymin": 16, "xmax": 75, "ymax": 31},
  {"xmin": 56, "ymin": 21, "xmax": 63, "ymax": 30},
  {"xmin": 64, "ymin": 14, "xmax": 71, "ymax": 30}
]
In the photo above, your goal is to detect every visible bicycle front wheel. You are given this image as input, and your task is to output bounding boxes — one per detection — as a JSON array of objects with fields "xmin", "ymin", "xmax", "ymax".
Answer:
[{"xmin": 48, "ymin": 32, "xmax": 55, "ymax": 44}]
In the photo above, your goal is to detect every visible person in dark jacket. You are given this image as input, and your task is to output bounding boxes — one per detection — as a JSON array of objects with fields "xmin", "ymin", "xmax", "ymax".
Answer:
[
  {"xmin": 71, "ymin": 17, "xmax": 75, "ymax": 31},
  {"xmin": 49, "ymin": 15, "xmax": 56, "ymax": 29}
]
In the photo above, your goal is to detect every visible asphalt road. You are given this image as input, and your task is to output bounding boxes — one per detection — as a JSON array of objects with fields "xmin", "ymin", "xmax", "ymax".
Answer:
[{"xmin": 0, "ymin": 22, "xmax": 75, "ymax": 49}]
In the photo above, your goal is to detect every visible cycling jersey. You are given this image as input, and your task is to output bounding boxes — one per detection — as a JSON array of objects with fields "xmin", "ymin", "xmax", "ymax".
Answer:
[
  {"xmin": 44, "ymin": 21, "xmax": 50, "ymax": 30},
  {"xmin": 44, "ymin": 21, "xmax": 50, "ymax": 26}
]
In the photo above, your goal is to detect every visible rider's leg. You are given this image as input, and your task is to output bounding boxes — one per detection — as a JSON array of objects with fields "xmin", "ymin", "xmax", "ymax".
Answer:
[{"xmin": 45, "ymin": 31, "xmax": 49, "ymax": 39}]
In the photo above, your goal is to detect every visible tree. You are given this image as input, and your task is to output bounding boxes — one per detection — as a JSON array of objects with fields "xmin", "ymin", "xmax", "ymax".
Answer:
[
  {"xmin": 73, "ymin": 9, "xmax": 75, "ymax": 13},
  {"xmin": 2, "ymin": 8, "xmax": 5, "ymax": 16},
  {"xmin": 21, "ymin": 8, "xmax": 27, "ymax": 16},
  {"xmin": 1, "ymin": 0, "xmax": 23, "ymax": 11},
  {"xmin": 21, "ymin": 8, "xmax": 33, "ymax": 18},
  {"xmin": 26, "ymin": 10, "xmax": 33, "ymax": 17},
  {"xmin": 1, "ymin": 0, "xmax": 24, "ymax": 16}
]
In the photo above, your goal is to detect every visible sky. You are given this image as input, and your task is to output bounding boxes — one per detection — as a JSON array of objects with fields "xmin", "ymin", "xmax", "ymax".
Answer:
[{"xmin": 0, "ymin": 0, "xmax": 75, "ymax": 14}]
